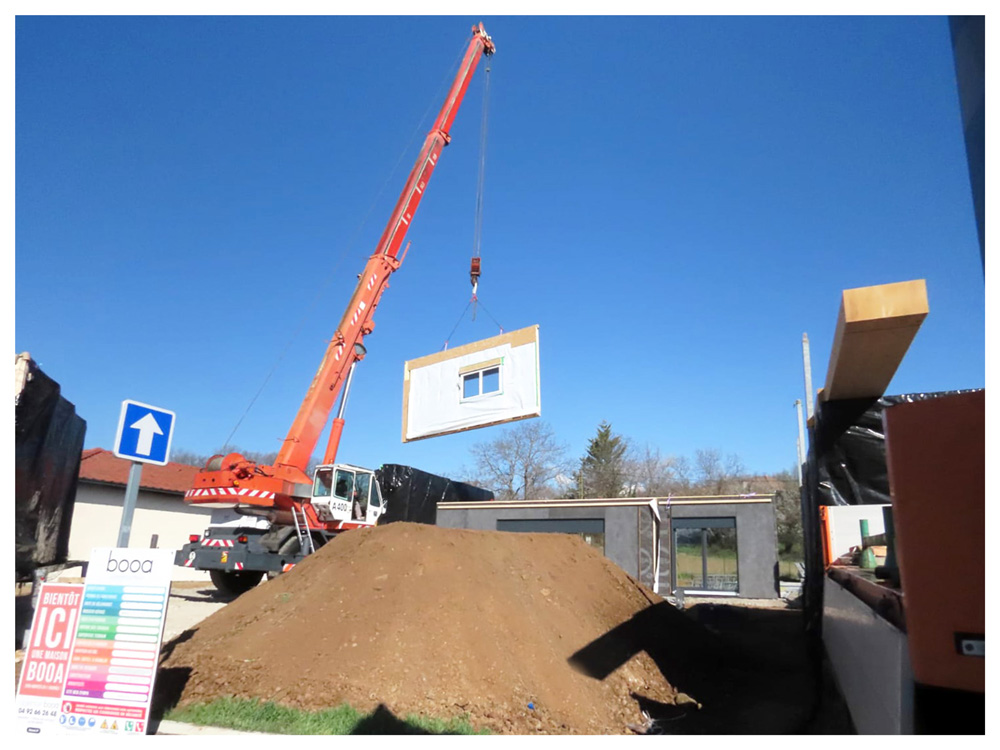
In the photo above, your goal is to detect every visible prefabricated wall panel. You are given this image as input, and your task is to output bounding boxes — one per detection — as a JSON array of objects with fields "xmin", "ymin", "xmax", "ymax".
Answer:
[
  {"xmin": 823, "ymin": 575, "xmax": 914, "ymax": 734},
  {"xmin": 402, "ymin": 325, "xmax": 540, "ymax": 442},
  {"xmin": 820, "ymin": 504, "xmax": 890, "ymax": 566}
]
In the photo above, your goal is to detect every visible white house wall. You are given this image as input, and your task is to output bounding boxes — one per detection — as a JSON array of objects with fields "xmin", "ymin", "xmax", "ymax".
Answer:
[
  {"xmin": 68, "ymin": 483, "xmax": 215, "ymax": 581},
  {"xmin": 403, "ymin": 325, "xmax": 541, "ymax": 441}
]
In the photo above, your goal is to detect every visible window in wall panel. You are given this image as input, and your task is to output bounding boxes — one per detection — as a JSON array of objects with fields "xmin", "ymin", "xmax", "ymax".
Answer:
[
  {"xmin": 497, "ymin": 518, "xmax": 605, "ymax": 554},
  {"xmin": 672, "ymin": 517, "xmax": 738, "ymax": 594},
  {"xmin": 461, "ymin": 364, "xmax": 502, "ymax": 401},
  {"xmin": 482, "ymin": 367, "xmax": 500, "ymax": 394},
  {"xmin": 463, "ymin": 373, "xmax": 479, "ymax": 399}
]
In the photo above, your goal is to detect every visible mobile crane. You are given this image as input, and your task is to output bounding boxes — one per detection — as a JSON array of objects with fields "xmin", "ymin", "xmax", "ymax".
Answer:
[{"xmin": 176, "ymin": 24, "xmax": 496, "ymax": 595}]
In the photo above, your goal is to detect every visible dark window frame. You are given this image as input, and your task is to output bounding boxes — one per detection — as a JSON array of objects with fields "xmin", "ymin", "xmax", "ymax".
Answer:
[{"xmin": 670, "ymin": 516, "xmax": 739, "ymax": 594}]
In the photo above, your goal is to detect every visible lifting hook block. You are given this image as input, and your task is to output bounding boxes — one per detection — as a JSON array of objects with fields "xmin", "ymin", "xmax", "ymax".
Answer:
[{"xmin": 470, "ymin": 256, "xmax": 481, "ymax": 288}]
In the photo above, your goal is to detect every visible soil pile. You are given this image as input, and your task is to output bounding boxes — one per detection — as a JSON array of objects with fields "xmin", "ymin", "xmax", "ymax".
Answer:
[{"xmin": 159, "ymin": 523, "xmax": 703, "ymax": 734}]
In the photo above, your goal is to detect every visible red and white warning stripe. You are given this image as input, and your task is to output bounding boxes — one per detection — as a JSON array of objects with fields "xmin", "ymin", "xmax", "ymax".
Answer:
[
  {"xmin": 350, "ymin": 300, "xmax": 368, "ymax": 327},
  {"xmin": 282, "ymin": 564, "xmax": 296, "ymax": 572},
  {"xmin": 183, "ymin": 558, "xmax": 194, "ymax": 567},
  {"xmin": 185, "ymin": 487, "xmax": 276, "ymax": 501},
  {"xmin": 201, "ymin": 539, "xmax": 235, "ymax": 548},
  {"xmin": 234, "ymin": 563, "xmax": 244, "ymax": 571}
]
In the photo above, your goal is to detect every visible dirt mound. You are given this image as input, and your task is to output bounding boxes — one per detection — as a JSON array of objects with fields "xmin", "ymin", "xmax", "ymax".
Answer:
[{"xmin": 159, "ymin": 523, "xmax": 694, "ymax": 734}]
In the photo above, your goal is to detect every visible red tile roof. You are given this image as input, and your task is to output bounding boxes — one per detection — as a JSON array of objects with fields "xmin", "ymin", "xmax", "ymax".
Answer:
[{"xmin": 78, "ymin": 448, "xmax": 200, "ymax": 495}]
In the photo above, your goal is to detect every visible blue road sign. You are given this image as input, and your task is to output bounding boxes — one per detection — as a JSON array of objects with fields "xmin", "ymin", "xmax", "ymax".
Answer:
[{"xmin": 113, "ymin": 400, "xmax": 176, "ymax": 466}]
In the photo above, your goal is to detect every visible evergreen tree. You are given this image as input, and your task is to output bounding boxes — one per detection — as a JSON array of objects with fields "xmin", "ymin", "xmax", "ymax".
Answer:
[{"xmin": 576, "ymin": 421, "xmax": 629, "ymax": 498}]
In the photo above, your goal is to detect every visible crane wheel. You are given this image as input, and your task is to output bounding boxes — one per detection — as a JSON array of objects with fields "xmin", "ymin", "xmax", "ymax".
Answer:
[
  {"xmin": 264, "ymin": 532, "xmax": 326, "ymax": 580},
  {"xmin": 210, "ymin": 569, "xmax": 264, "ymax": 597},
  {"xmin": 266, "ymin": 536, "xmax": 301, "ymax": 581}
]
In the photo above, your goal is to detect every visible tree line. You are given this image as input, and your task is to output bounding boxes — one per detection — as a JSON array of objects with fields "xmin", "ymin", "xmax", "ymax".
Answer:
[{"xmin": 461, "ymin": 419, "xmax": 802, "ymax": 558}]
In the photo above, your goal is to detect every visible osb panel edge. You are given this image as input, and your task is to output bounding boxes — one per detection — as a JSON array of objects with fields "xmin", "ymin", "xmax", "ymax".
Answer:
[
  {"xmin": 403, "ymin": 325, "xmax": 539, "ymax": 372},
  {"xmin": 401, "ymin": 410, "xmax": 541, "ymax": 444}
]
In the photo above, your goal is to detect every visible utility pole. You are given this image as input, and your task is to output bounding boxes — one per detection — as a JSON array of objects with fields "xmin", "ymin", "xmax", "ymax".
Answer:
[
  {"xmin": 802, "ymin": 333, "xmax": 815, "ymax": 420},
  {"xmin": 795, "ymin": 399, "xmax": 806, "ymax": 486}
]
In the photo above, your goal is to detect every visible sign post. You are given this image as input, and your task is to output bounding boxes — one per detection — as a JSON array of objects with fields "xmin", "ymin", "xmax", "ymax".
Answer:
[{"xmin": 112, "ymin": 401, "xmax": 176, "ymax": 547}]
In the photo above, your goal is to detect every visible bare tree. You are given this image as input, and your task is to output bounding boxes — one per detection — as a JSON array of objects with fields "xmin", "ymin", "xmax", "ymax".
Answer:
[
  {"xmin": 626, "ymin": 444, "xmax": 687, "ymax": 496},
  {"xmin": 772, "ymin": 469, "xmax": 804, "ymax": 557},
  {"xmin": 725, "ymin": 453, "xmax": 748, "ymax": 492},
  {"xmin": 169, "ymin": 448, "xmax": 211, "ymax": 468},
  {"xmin": 694, "ymin": 447, "xmax": 746, "ymax": 494},
  {"xmin": 671, "ymin": 455, "xmax": 693, "ymax": 491},
  {"xmin": 694, "ymin": 448, "xmax": 723, "ymax": 489},
  {"xmin": 168, "ymin": 446, "xmax": 318, "ymax": 475},
  {"xmin": 468, "ymin": 421, "xmax": 568, "ymax": 501}
]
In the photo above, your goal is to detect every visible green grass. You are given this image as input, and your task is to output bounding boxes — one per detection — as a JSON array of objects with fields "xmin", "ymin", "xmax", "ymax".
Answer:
[
  {"xmin": 164, "ymin": 696, "xmax": 487, "ymax": 735},
  {"xmin": 675, "ymin": 550, "xmax": 738, "ymax": 575},
  {"xmin": 675, "ymin": 544, "xmax": 737, "ymax": 560}
]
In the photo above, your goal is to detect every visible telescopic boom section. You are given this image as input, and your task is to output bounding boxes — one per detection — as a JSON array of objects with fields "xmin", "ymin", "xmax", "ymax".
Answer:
[{"xmin": 275, "ymin": 25, "xmax": 494, "ymax": 474}]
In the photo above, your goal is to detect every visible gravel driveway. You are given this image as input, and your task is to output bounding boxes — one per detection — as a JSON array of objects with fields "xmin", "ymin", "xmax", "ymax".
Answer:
[{"xmin": 163, "ymin": 581, "xmax": 235, "ymax": 642}]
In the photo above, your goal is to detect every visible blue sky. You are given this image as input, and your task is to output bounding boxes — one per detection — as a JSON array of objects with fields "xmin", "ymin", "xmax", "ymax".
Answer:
[{"xmin": 15, "ymin": 16, "xmax": 985, "ymax": 482}]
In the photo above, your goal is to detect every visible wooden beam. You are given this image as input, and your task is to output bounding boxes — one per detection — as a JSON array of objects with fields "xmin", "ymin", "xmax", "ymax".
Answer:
[{"xmin": 821, "ymin": 279, "xmax": 929, "ymax": 402}]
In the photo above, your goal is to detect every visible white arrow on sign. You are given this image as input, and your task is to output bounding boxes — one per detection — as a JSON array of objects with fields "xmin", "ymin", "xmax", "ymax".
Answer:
[{"xmin": 130, "ymin": 412, "xmax": 164, "ymax": 457}]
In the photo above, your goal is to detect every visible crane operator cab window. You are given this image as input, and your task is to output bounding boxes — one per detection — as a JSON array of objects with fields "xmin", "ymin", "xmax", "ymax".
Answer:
[
  {"xmin": 354, "ymin": 472, "xmax": 370, "ymax": 520},
  {"xmin": 333, "ymin": 469, "xmax": 355, "ymax": 502},
  {"xmin": 313, "ymin": 467, "xmax": 334, "ymax": 498}
]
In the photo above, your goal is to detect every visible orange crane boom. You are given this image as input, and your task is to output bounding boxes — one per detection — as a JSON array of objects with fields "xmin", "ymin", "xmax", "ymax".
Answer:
[
  {"xmin": 184, "ymin": 24, "xmax": 495, "ymax": 523},
  {"xmin": 279, "ymin": 23, "xmax": 496, "ymax": 473}
]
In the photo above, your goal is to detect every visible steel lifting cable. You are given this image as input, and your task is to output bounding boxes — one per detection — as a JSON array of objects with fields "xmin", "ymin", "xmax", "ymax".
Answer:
[
  {"xmin": 475, "ymin": 298, "xmax": 503, "ymax": 333},
  {"xmin": 444, "ymin": 61, "xmax": 503, "ymax": 349},
  {"xmin": 442, "ymin": 296, "xmax": 503, "ymax": 351},
  {"xmin": 472, "ymin": 62, "xmax": 491, "ymax": 290},
  {"xmin": 471, "ymin": 61, "xmax": 500, "ymax": 334},
  {"xmin": 221, "ymin": 47, "xmax": 469, "ymax": 453},
  {"xmin": 442, "ymin": 299, "xmax": 474, "ymax": 350}
]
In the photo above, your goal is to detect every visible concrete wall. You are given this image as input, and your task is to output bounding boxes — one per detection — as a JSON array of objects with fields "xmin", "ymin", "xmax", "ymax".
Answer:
[
  {"xmin": 67, "ymin": 481, "xmax": 215, "ymax": 581},
  {"xmin": 437, "ymin": 500, "xmax": 779, "ymax": 599}
]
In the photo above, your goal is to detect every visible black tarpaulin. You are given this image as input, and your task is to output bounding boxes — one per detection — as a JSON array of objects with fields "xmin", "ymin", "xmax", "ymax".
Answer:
[
  {"xmin": 375, "ymin": 464, "xmax": 493, "ymax": 526},
  {"xmin": 813, "ymin": 390, "xmax": 982, "ymax": 507},
  {"xmin": 15, "ymin": 356, "xmax": 87, "ymax": 579}
]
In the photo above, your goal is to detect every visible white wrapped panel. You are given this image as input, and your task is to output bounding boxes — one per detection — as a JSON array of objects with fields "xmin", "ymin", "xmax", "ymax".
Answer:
[
  {"xmin": 402, "ymin": 325, "xmax": 541, "ymax": 442},
  {"xmin": 825, "ymin": 504, "xmax": 889, "ymax": 562}
]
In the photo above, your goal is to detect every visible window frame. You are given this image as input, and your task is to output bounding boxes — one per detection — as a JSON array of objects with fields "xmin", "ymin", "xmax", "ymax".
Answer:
[
  {"xmin": 312, "ymin": 467, "xmax": 334, "ymax": 498},
  {"xmin": 459, "ymin": 358, "xmax": 504, "ymax": 402},
  {"xmin": 670, "ymin": 516, "xmax": 739, "ymax": 596},
  {"xmin": 333, "ymin": 468, "xmax": 356, "ymax": 501}
]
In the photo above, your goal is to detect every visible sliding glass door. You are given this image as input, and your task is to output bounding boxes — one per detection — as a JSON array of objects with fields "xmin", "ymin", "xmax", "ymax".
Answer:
[{"xmin": 672, "ymin": 517, "xmax": 738, "ymax": 594}]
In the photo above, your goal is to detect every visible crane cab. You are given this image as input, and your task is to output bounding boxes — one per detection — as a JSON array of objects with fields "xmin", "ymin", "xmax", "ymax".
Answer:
[{"xmin": 309, "ymin": 463, "xmax": 385, "ymax": 526}]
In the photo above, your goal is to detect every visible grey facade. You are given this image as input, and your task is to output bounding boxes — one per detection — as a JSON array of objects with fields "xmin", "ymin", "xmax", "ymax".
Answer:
[
  {"xmin": 437, "ymin": 499, "xmax": 778, "ymax": 599},
  {"xmin": 668, "ymin": 501, "xmax": 779, "ymax": 599}
]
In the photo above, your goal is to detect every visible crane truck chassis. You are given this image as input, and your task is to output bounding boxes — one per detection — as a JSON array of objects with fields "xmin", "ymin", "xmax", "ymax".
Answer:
[{"xmin": 176, "ymin": 463, "xmax": 385, "ymax": 595}]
